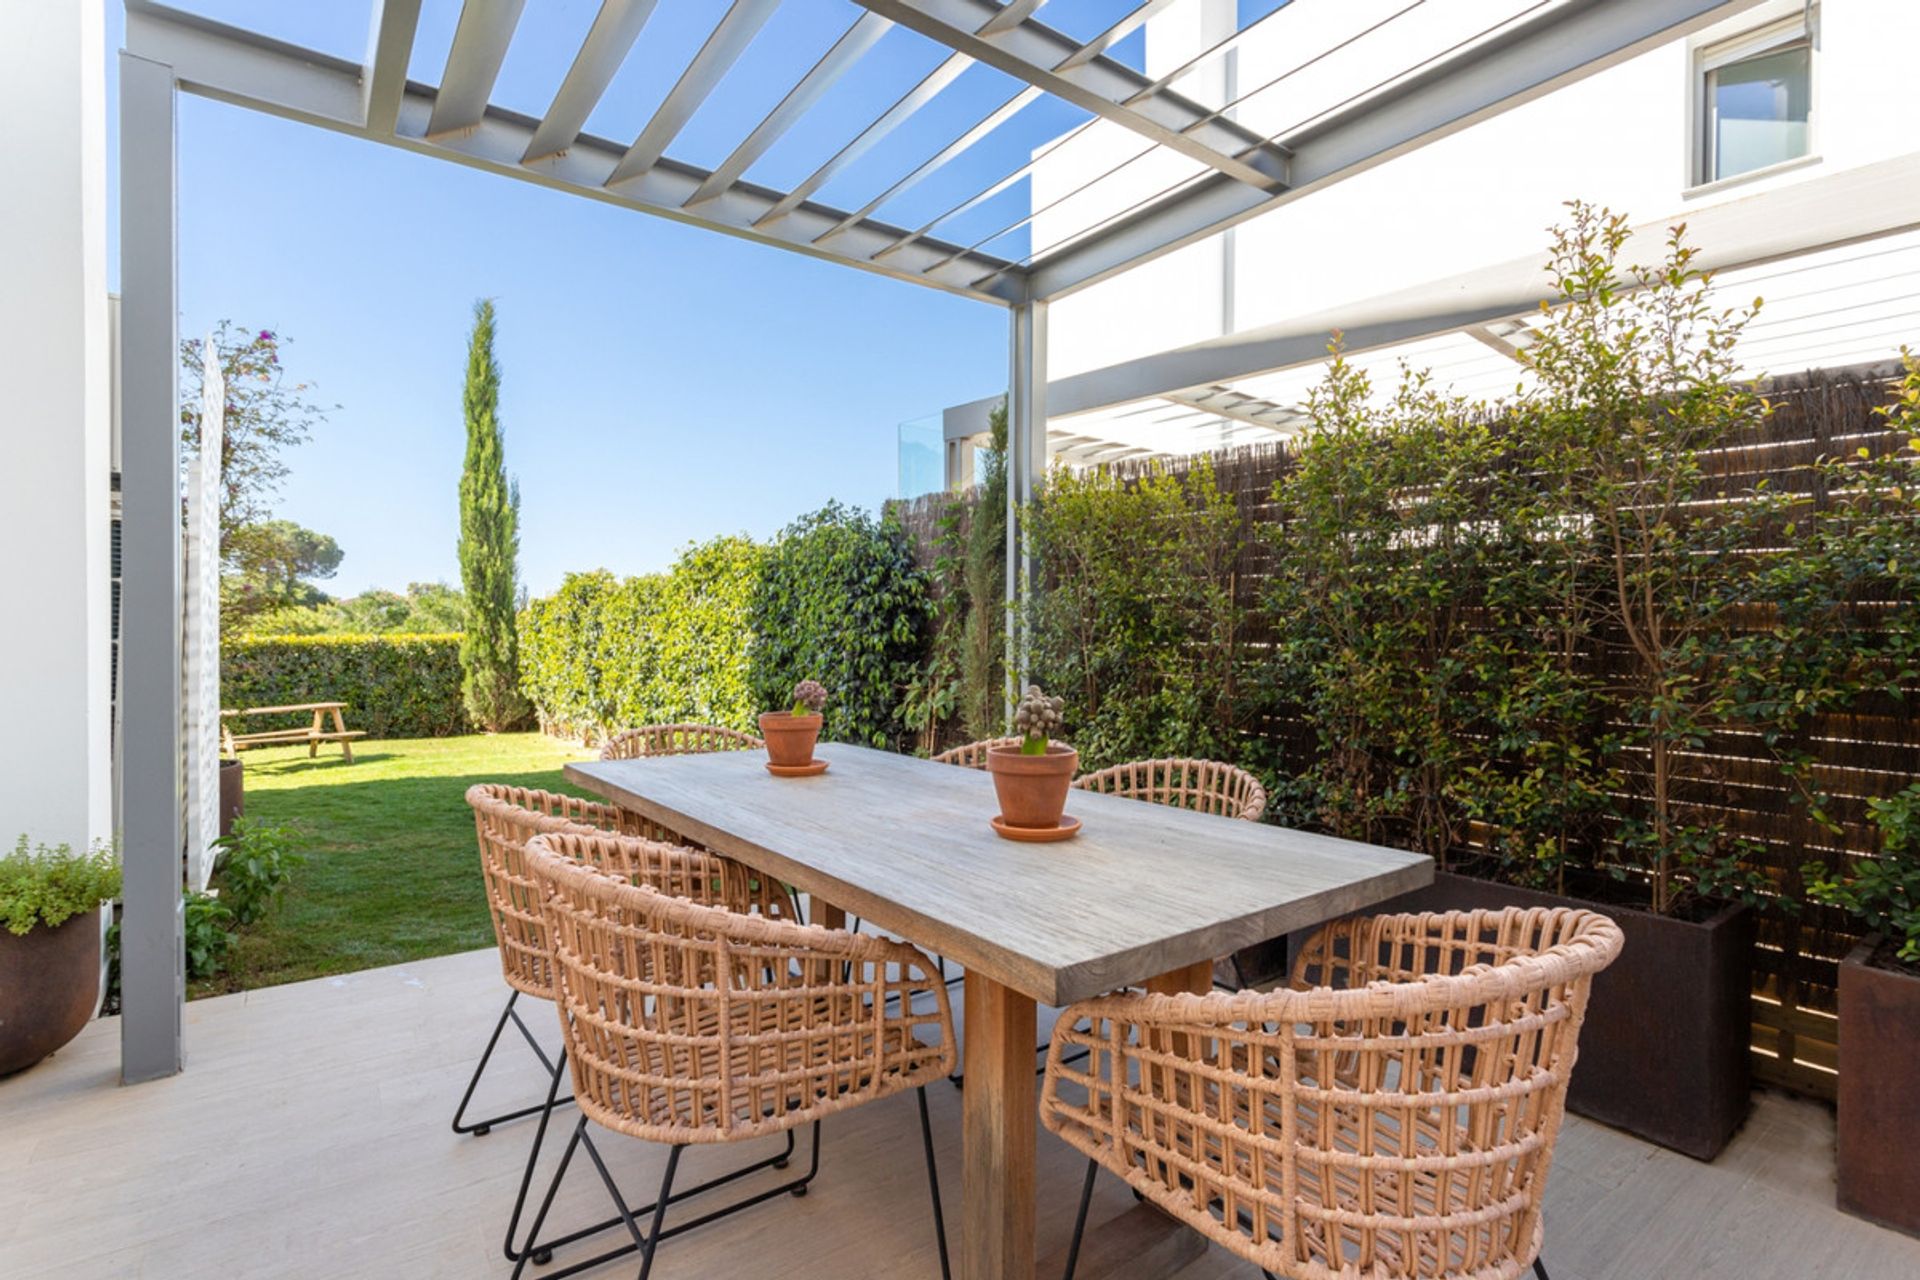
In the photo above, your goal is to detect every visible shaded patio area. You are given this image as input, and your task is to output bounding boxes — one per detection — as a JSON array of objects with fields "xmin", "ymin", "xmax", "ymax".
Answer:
[{"xmin": 7, "ymin": 942, "xmax": 1917, "ymax": 1280}]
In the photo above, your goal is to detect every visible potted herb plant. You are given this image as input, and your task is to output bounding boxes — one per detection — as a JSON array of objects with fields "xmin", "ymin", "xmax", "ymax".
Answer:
[
  {"xmin": 0, "ymin": 835, "xmax": 121, "ymax": 1076},
  {"xmin": 760, "ymin": 679, "xmax": 828, "ymax": 773},
  {"xmin": 985, "ymin": 686, "xmax": 1078, "ymax": 839},
  {"xmin": 1811, "ymin": 783, "xmax": 1920, "ymax": 1236}
]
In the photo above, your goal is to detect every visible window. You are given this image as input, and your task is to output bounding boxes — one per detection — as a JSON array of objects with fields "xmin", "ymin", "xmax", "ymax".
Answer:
[{"xmin": 1698, "ymin": 15, "xmax": 1813, "ymax": 185}]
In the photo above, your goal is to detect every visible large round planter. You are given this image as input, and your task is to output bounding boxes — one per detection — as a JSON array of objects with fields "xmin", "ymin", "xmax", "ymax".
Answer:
[
  {"xmin": 985, "ymin": 744, "xmax": 1079, "ymax": 829},
  {"xmin": 758, "ymin": 712, "xmax": 823, "ymax": 767},
  {"xmin": 1315, "ymin": 871, "xmax": 1753, "ymax": 1159},
  {"xmin": 0, "ymin": 906, "xmax": 102, "ymax": 1077},
  {"xmin": 1837, "ymin": 935, "xmax": 1920, "ymax": 1237},
  {"xmin": 219, "ymin": 757, "xmax": 244, "ymax": 838}
]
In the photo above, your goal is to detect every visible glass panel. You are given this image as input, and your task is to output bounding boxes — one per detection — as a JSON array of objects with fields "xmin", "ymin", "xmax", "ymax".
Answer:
[
  {"xmin": 1708, "ymin": 42, "xmax": 1811, "ymax": 182},
  {"xmin": 897, "ymin": 414, "xmax": 944, "ymax": 499}
]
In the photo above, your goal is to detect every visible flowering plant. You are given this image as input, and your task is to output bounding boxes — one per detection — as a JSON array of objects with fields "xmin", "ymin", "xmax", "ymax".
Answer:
[
  {"xmin": 1013, "ymin": 685, "xmax": 1064, "ymax": 756},
  {"xmin": 790, "ymin": 679, "xmax": 828, "ymax": 718}
]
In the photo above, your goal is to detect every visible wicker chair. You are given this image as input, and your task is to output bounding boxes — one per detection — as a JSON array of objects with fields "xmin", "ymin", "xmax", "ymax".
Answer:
[
  {"xmin": 515, "ymin": 835, "xmax": 958, "ymax": 1280},
  {"xmin": 1041, "ymin": 907, "xmax": 1624, "ymax": 1280},
  {"xmin": 459, "ymin": 789, "xmax": 797, "ymax": 1261},
  {"xmin": 930, "ymin": 735, "xmax": 1074, "ymax": 768},
  {"xmin": 1072, "ymin": 756, "xmax": 1268, "ymax": 822},
  {"xmin": 600, "ymin": 722, "xmax": 762, "ymax": 760}
]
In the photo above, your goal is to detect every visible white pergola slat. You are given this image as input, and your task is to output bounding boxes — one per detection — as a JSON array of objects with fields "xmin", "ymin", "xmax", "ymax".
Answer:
[
  {"xmin": 112, "ymin": 0, "xmax": 1772, "ymax": 1082},
  {"xmin": 521, "ymin": 0, "xmax": 660, "ymax": 164}
]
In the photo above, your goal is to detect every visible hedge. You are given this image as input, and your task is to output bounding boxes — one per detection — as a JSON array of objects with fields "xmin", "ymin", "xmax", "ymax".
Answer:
[
  {"xmin": 221, "ymin": 634, "xmax": 469, "ymax": 738},
  {"xmin": 518, "ymin": 537, "xmax": 763, "ymax": 741},
  {"xmin": 519, "ymin": 516, "xmax": 928, "ymax": 748}
]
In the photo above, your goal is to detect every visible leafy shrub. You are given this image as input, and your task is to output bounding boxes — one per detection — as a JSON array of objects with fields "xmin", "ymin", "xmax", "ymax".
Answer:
[
  {"xmin": 184, "ymin": 891, "xmax": 235, "ymax": 979},
  {"xmin": 222, "ymin": 633, "xmax": 467, "ymax": 737},
  {"xmin": 1028, "ymin": 456, "xmax": 1247, "ymax": 770},
  {"xmin": 518, "ymin": 570, "xmax": 618, "ymax": 737},
  {"xmin": 0, "ymin": 836, "xmax": 121, "ymax": 935},
  {"xmin": 748, "ymin": 503, "xmax": 929, "ymax": 749},
  {"xmin": 518, "ymin": 538, "xmax": 762, "ymax": 740},
  {"xmin": 211, "ymin": 819, "xmax": 306, "ymax": 926}
]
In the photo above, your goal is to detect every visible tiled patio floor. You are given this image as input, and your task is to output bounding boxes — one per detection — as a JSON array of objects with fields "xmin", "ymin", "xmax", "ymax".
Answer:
[{"xmin": 3, "ymin": 947, "xmax": 1915, "ymax": 1279}]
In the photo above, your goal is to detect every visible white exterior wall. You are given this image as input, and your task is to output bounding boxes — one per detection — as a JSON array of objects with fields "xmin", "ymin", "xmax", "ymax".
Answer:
[
  {"xmin": 1040, "ymin": 0, "xmax": 1917, "ymax": 378},
  {"xmin": 0, "ymin": 0, "xmax": 115, "ymax": 854}
]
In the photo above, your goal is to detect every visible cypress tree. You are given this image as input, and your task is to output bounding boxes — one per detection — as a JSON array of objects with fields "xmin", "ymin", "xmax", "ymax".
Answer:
[{"xmin": 457, "ymin": 299, "xmax": 529, "ymax": 731}]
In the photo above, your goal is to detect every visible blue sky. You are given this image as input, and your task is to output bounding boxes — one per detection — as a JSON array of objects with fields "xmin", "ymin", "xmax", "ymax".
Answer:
[{"xmin": 105, "ymin": 0, "xmax": 1180, "ymax": 597}]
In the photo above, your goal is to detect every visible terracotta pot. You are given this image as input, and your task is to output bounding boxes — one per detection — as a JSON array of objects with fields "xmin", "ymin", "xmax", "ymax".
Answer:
[
  {"xmin": 219, "ymin": 757, "xmax": 244, "ymax": 839},
  {"xmin": 986, "ymin": 743, "xmax": 1079, "ymax": 828},
  {"xmin": 0, "ymin": 906, "xmax": 102, "ymax": 1078},
  {"xmin": 758, "ymin": 712, "xmax": 823, "ymax": 767},
  {"xmin": 1837, "ymin": 935, "xmax": 1920, "ymax": 1236},
  {"xmin": 1355, "ymin": 871, "xmax": 1752, "ymax": 1160}
]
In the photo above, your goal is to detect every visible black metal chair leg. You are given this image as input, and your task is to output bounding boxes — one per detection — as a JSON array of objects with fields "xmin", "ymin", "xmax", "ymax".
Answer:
[
  {"xmin": 501, "ymin": 1047, "xmax": 570, "ymax": 1261},
  {"xmin": 511, "ymin": 1117, "xmax": 587, "ymax": 1280},
  {"xmin": 1533, "ymin": 1258, "xmax": 1551, "ymax": 1280},
  {"xmin": 917, "ymin": 1087, "xmax": 952, "ymax": 1280},
  {"xmin": 635, "ymin": 1146, "xmax": 682, "ymax": 1280},
  {"xmin": 1062, "ymin": 1156, "xmax": 1099, "ymax": 1280},
  {"xmin": 454, "ymin": 988, "xmax": 572, "ymax": 1136}
]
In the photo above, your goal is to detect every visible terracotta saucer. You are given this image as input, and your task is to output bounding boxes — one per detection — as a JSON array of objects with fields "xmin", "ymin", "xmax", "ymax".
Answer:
[
  {"xmin": 765, "ymin": 759, "xmax": 829, "ymax": 777},
  {"xmin": 990, "ymin": 814, "xmax": 1081, "ymax": 843}
]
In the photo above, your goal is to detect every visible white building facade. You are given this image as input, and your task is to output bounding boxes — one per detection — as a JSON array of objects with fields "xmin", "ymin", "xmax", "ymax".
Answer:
[{"xmin": 924, "ymin": 0, "xmax": 1920, "ymax": 481}]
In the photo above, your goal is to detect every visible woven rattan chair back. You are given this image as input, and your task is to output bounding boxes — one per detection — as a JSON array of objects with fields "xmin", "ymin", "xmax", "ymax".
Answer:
[
  {"xmin": 930, "ymin": 736, "xmax": 1072, "ymax": 768},
  {"xmin": 600, "ymin": 723, "xmax": 762, "ymax": 761},
  {"xmin": 1071, "ymin": 756, "xmax": 1267, "ymax": 821},
  {"xmin": 466, "ymin": 787, "xmax": 793, "ymax": 1000},
  {"xmin": 525, "ymin": 834, "xmax": 956, "ymax": 1145},
  {"xmin": 1042, "ymin": 907, "xmax": 1624, "ymax": 1280}
]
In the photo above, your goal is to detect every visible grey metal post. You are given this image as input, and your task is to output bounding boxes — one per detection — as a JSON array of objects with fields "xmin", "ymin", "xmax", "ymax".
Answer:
[
  {"xmin": 118, "ymin": 51, "xmax": 185, "ymax": 1084},
  {"xmin": 1004, "ymin": 299, "xmax": 1047, "ymax": 722}
]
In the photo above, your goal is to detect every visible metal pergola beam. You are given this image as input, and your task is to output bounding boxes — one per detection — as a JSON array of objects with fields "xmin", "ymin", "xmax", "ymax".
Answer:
[
  {"xmin": 123, "ymin": 1, "xmax": 1025, "ymax": 304},
  {"xmin": 608, "ymin": 0, "xmax": 778, "ymax": 185},
  {"xmin": 362, "ymin": 0, "xmax": 423, "ymax": 137},
  {"xmin": 118, "ymin": 49, "xmax": 185, "ymax": 1084},
  {"xmin": 522, "ymin": 0, "xmax": 659, "ymax": 164},
  {"xmin": 425, "ymin": 0, "xmax": 526, "ymax": 139},
  {"xmin": 848, "ymin": 0, "xmax": 1288, "ymax": 191},
  {"xmin": 1023, "ymin": 0, "xmax": 1764, "ymax": 299}
]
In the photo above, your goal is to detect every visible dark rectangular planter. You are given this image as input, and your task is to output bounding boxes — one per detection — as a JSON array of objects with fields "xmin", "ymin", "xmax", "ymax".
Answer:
[
  {"xmin": 1354, "ymin": 871, "xmax": 1753, "ymax": 1160},
  {"xmin": 1837, "ymin": 936, "xmax": 1920, "ymax": 1237}
]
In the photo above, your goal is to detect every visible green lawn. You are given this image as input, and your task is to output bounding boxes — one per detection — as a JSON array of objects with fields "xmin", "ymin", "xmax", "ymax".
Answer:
[{"xmin": 194, "ymin": 732, "xmax": 594, "ymax": 997}]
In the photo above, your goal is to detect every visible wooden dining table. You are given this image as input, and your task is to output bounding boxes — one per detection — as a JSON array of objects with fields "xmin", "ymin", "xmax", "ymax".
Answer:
[{"xmin": 566, "ymin": 741, "xmax": 1433, "ymax": 1280}]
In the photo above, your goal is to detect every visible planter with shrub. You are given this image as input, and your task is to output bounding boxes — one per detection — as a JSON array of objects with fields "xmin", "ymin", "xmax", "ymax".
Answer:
[
  {"xmin": 1815, "ymin": 783, "xmax": 1920, "ymax": 1235},
  {"xmin": 0, "ymin": 836, "xmax": 120, "ymax": 1077}
]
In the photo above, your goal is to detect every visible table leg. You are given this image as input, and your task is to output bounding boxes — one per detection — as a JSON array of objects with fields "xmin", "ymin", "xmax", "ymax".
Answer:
[
  {"xmin": 331, "ymin": 707, "xmax": 353, "ymax": 763},
  {"xmin": 309, "ymin": 708, "xmax": 323, "ymax": 758},
  {"xmin": 962, "ymin": 971, "xmax": 1036, "ymax": 1280},
  {"xmin": 812, "ymin": 899, "xmax": 846, "ymax": 932}
]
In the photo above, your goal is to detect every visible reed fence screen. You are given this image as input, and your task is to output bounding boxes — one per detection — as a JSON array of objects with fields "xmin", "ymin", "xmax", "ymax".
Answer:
[{"xmin": 893, "ymin": 363, "xmax": 1917, "ymax": 1099}]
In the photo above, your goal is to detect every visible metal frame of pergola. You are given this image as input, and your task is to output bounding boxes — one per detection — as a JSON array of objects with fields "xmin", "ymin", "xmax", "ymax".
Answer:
[{"xmin": 115, "ymin": 0, "xmax": 1763, "ymax": 1082}]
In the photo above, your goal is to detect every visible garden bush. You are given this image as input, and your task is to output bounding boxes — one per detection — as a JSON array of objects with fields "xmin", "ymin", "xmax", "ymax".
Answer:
[
  {"xmin": 517, "ymin": 537, "xmax": 762, "ymax": 740},
  {"xmin": 748, "ymin": 502, "xmax": 929, "ymax": 750},
  {"xmin": 221, "ymin": 633, "xmax": 468, "ymax": 737}
]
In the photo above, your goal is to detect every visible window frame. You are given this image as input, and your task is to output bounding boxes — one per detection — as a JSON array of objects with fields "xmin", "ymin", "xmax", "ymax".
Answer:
[{"xmin": 1690, "ymin": 8, "xmax": 1818, "ymax": 191}]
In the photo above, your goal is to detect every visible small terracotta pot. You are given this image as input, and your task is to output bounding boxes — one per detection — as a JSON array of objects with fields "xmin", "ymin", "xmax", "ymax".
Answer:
[
  {"xmin": 758, "ymin": 712, "xmax": 823, "ymax": 767},
  {"xmin": 986, "ymin": 743, "xmax": 1079, "ymax": 828}
]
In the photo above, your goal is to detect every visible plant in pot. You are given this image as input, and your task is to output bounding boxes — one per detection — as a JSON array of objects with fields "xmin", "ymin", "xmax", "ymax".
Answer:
[
  {"xmin": 760, "ymin": 679, "xmax": 828, "ymax": 774},
  {"xmin": 0, "ymin": 835, "xmax": 121, "ymax": 1077},
  {"xmin": 986, "ymin": 686, "xmax": 1078, "ymax": 840},
  {"xmin": 1810, "ymin": 781, "xmax": 1920, "ymax": 1236}
]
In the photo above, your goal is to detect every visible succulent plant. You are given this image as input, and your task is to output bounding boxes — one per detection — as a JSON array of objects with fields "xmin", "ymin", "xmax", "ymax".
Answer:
[
  {"xmin": 1013, "ymin": 684, "xmax": 1064, "ymax": 755},
  {"xmin": 790, "ymin": 679, "xmax": 828, "ymax": 717}
]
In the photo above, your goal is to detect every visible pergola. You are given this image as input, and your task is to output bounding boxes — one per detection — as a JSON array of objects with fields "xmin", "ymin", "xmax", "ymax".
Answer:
[{"xmin": 115, "ymin": 0, "xmax": 1765, "ymax": 1090}]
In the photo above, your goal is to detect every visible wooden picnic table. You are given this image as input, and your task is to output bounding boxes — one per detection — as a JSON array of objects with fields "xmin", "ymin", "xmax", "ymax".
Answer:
[
  {"xmin": 566, "ymin": 741, "xmax": 1433, "ymax": 1280},
  {"xmin": 221, "ymin": 701, "xmax": 366, "ymax": 762}
]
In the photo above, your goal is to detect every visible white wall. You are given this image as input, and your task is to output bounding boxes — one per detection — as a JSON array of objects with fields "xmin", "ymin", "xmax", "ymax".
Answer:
[
  {"xmin": 1041, "ymin": 0, "xmax": 1917, "ymax": 378},
  {"xmin": 0, "ymin": 0, "xmax": 114, "ymax": 854}
]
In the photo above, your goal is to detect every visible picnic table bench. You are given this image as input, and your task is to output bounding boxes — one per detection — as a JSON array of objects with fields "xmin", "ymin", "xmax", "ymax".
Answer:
[{"xmin": 221, "ymin": 701, "xmax": 366, "ymax": 762}]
